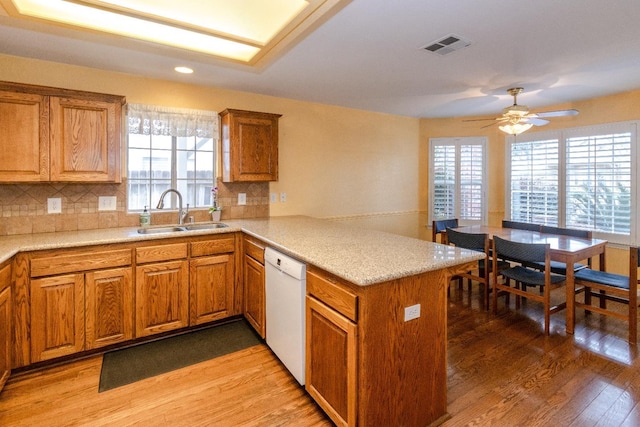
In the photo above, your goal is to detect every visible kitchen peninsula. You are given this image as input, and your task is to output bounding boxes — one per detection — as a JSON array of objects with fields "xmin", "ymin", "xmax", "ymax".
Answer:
[{"xmin": 0, "ymin": 216, "xmax": 482, "ymax": 426}]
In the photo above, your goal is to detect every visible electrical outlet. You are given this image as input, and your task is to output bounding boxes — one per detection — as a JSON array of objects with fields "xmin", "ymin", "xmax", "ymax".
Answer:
[
  {"xmin": 280, "ymin": 192, "xmax": 287, "ymax": 202},
  {"xmin": 47, "ymin": 198, "xmax": 62, "ymax": 214},
  {"xmin": 270, "ymin": 193, "xmax": 278, "ymax": 203},
  {"xmin": 404, "ymin": 304, "xmax": 421, "ymax": 322},
  {"xmin": 98, "ymin": 196, "xmax": 117, "ymax": 211},
  {"xmin": 238, "ymin": 193, "xmax": 247, "ymax": 205}
]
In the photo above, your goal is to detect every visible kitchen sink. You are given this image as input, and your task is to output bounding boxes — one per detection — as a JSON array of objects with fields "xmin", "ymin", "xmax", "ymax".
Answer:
[
  {"xmin": 184, "ymin": 223, "xmax": 229, "ymax": 231},
  {"xmin": 137, "ymin": 223, "xmax": 228, "ymax": 234}
]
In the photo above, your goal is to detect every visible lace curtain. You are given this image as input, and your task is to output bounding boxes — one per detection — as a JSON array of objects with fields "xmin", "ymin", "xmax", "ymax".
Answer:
[{"xmin": 127, "ymin": 104, "xmax": 218, "ymax": 138}]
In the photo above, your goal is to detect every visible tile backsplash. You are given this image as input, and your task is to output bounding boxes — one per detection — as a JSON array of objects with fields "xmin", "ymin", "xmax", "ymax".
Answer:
[{"xmin": 0, "ymin": 179, "xmax": 269, "ymax": 236}]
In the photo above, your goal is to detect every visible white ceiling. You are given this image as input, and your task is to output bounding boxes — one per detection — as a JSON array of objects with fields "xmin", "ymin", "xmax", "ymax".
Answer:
[{"xmin": 1, "ymin": 0, "xmax": 640, "ymax": 118}]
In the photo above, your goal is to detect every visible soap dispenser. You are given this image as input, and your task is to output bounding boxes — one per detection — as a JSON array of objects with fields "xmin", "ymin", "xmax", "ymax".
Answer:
[{"xmin": 140, "ymin": 206, "xmax": 151, "ymax": 227}]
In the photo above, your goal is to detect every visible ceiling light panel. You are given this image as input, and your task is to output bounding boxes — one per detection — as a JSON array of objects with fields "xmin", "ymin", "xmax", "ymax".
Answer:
[{"xmin": 2, "ymin": 0, "xmax": 348, "ymax": 66}]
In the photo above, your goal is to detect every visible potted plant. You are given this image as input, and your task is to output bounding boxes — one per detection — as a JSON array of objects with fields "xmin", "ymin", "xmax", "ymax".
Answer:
[{"xmin": 209, "ymin": 186, "xmax": 222, "ymax": 222}]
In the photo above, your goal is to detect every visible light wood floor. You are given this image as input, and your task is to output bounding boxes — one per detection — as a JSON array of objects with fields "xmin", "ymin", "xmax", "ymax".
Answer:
[{"xmin": 1, "ymin": 284, "xmax": 639, "ymax": 426}]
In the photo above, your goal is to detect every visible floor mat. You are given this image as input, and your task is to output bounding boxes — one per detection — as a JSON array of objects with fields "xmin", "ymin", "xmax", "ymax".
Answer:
[{"xmin": 99, "ymin": 319, "xmax": 262, "ymax": 392}]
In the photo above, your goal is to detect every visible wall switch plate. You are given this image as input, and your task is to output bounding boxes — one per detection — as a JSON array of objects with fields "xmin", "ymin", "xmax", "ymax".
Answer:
[
  {"xmin": 98, "ymin": 196, "xmax": 117, "ymax": 211},
  {"xmin": 404, "ymin": 304, "xmax": 421, "ymax": 322},
  {"xmin": 270, "ymin": 193, "xmax": 278, "ymax": 203},
  {"xmin": 238, "ymin": 193, "xmax": 247, "ymax": 205},
  {"xmin": 280, "ymin": 192, "xmax": 287, "ymax": 202},
  {"xmin": 47, "ymin": 198, "xmax": 62, "ymax": 214}
]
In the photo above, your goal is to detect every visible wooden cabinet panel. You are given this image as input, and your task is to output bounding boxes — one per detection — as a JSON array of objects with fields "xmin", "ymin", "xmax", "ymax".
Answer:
[
  {"xmin": 306, "ymin": 295, "xmax": 357, "ymax": 427},
  {"xmin": 85, "ymin": 267, "xmax": 133, "ymax": 349},
  {"xmin": 221, "ymin": 109, "xmax": 281, "ymax": 182},
  {"xmin": 0, "ymin": 90, "xmax": 48, "ymax": 181},
  {"xmin": 189, "ymin": 254, "xmax": 235, "ymax": 325},
  {"xmin": 135, "ymin": 260, "xmax": 189, "ymax": 337},
  {"xmin": 0, "ymin": 263, "xmax": 12, "ymax": 391},
  {"xmin": 243, "ymin": 254, "xmax": 265, "ymax": 338},
  {"xmin": 30, "ymin": 249, "xmax": 131, "ymax": 277},
  {"xmin": 136, "ymin": 243, "xmax": 188, "ymax": 264},
  {"xmin": 30, "ymin": 273, "xmax": 85, "ymax": 362},
  {"xmin": 190, "ymin": 238, "xmax": 235, "ymax": 257}
]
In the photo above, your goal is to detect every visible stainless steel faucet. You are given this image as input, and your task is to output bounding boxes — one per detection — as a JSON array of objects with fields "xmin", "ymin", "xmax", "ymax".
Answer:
[{"xmin": 156, "ymin": 189, "xmax": 189, "ymax": 225}]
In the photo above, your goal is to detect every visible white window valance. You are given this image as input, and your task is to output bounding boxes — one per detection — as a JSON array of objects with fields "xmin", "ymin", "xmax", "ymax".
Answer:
[{"xmin": 127, "ymin": 104, "xmax": 218, "ymax": 138}]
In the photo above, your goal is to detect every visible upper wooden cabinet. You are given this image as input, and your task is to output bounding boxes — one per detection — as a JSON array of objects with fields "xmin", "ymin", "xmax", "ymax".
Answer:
[
  {"xmin": 0, "ymin": 81, "xmax": 125, "ymax": 183},
  {"xmin": 220, "ymin": 109, "xmax": 281, "ymax": 182}
]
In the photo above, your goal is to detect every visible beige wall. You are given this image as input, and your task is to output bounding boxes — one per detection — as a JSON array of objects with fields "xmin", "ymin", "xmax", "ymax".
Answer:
[
  {"xmin": 0, "ymin": 54, "xmax": 421, "ymax": 237},
  {"xmin": 420, "ymin": 90, "xmax": 640, "ymax": 273}
]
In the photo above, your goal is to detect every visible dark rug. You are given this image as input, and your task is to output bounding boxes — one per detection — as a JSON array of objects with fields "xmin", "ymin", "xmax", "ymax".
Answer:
[{"xmin": 99, "ymin": 319, "xmax": 262, "ymax": 392}]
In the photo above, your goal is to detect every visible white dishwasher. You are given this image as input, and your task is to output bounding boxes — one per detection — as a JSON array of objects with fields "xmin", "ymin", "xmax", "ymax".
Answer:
[{"xmin": 264, "ymin": 247, "xmax": 307, "ymax": 385}]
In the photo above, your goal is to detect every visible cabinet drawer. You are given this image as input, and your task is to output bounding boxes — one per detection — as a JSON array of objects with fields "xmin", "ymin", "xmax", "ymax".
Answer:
[
  {"xmin": 244, "ymin": 239, "xmax": 265, "ymax": 264},
  {"xmin": 136, "ymin": 243, "xmax": 188, "ymax": 264},
  {"xmin": 31, "ymin": 249, "xmax": 131, "ymax": 277},
  {"xmin": 307, "ymin": 269, "xmax": 358, "ymax": 322},
  {"xmin": 190, "ymin": 237, "xmax": 235, "ymax": 257}
]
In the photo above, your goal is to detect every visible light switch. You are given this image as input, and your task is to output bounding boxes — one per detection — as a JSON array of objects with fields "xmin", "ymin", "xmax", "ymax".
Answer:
[
  {"xmin": 238, "ymin": 193, "xmax": 247, "ymax": 205},
  {"xmin": 98, "ymin": 196, "xmax": 117, "ymax": 211},
  {"xmin": 270, "ymin": 193, "xmax": 278, "ymax": 203},
  {"xmin": 280, "ymin": 192, "xmax": 287, "ymax": 203}
]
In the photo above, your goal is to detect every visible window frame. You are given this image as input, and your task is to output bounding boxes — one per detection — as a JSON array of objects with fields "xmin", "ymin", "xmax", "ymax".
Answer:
[
  {"xmin": 429, "ymin": 136, "xmax": 488, "ymax": 226},
  {"xmin": 505, "ymin": 121, "xmax": 638, "ymax": 245}
]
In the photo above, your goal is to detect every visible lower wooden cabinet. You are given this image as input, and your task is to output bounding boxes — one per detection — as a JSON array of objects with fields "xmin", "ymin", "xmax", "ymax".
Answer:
[
  {"xmin": 243, "ymin": 237, "xmax": 266, "ymax": 338},
  {"xmin": 306, "ymin": 295, "xmax": 357, "ymax": 427},
  {"xmin": 135, "ymin": 260, "xmax": 189, "ymax": 337},
  {"xmin": 190, "ymin": 254, "xmax": 235, "ymax": 325},
  {"xmin": 31, "ymin": 266, "xmax": 134, "ymax": 362},
  {"xmin": 0, "ymin": 263, "xmax": 12, "ymax": 391}
]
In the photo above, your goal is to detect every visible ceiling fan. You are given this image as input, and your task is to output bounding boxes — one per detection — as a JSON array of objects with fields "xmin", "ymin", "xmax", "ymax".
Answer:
[{"xmin": 465, "ymin": 87, "xmax": 579, "ymax": 135}]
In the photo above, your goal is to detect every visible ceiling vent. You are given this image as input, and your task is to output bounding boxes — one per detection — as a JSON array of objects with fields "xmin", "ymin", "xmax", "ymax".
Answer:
[{"xmin": 422, "ymin": 34, "xmax": 471, "ymax": 56}]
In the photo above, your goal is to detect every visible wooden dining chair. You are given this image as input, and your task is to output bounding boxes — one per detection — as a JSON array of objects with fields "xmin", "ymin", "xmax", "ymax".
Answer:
[
  {"xmin": 574, "ymin": 246, "xmax": 640, "ymax": 344},
  {"xmin": 501, "ymin": 220, "xmax": 541, "ymax": 232},
  {"xmin": 537, "ymin": 226, "xmax": 593, "ymax": 275},
  {"xmin": 492, "ymin": 235, "xmax": 567, "ymax": 335},
  {"xmin": 446, "ymin": 227, "xmax": 510, "ymax": 309},
  {"xmin": 431, "ymin": 218, "xmax": 458, "ymax": 244}
]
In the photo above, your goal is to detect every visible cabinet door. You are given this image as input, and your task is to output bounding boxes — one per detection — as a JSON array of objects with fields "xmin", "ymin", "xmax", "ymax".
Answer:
[
  {"xmin": 85, "ymin": 267, "xmax": 133, "ymax": 349},
  {"xmin": 221, "ymin": 110, "xmax": 280, "ymax": 182},
  {"xmin": 0, "ymin": 90, "xmax": 49, "ymax": 181},
  {"xmin": 243, "ymin": 254, "xmax": 265, "ymax": 338},
  {"xmin": 0, "ymin": 277, "xmax": 11, "ymax": 391},
  {"xmin": 31, "ymin": 274, "xmax": 85, "ymax": 362},
  {"xmin": 135, "ymin": 261, "xmax": 189, "ymax": 337},
  {"xmin": 190, "ymin": 254, "xmax": 235, "ymax": 325},
  {"xmin": 306, "ymin": 296, "xmax": 357, "ymax": 427},
  {"xmin": 49, "ymin": 96, "xmax": 120, "ymax": 182}
]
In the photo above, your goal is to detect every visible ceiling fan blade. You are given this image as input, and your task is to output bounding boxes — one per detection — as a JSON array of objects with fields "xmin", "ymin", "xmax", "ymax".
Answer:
[
  {"xmin": 535, "ymin": 109, "xmax": 579, "ymax": 118},
  {"xmin": 480, "ymin": 121, "xmax": 499, "ymax": 129},
  {"xmin": 462, "ymin": 117, "xmax": 501, "ymax": 122},
  {"xmin": 522, "ymin": 117, "xmax": 550, "ymax": 126}
]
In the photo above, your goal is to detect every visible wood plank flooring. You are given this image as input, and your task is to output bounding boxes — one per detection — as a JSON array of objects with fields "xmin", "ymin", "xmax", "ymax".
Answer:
[{"xmin": 1, "ymin": 283, "xmax": 639, "ymax": 426}]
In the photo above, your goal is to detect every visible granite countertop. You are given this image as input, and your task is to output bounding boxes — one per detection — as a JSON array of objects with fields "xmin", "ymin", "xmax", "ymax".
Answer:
[{"xmin": 0, "ymin": 216, "xmax": 483, "ymax": 286}]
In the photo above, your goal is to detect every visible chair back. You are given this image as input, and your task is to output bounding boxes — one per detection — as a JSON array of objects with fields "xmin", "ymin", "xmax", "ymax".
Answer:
[
  {"xmin": 493, "ymin": 235, "xmax": 548, "ymax": 264},
  {"xmin": 445, "ymin": 227, "xmax": 487, "ymax": 252},
  {"xmin": 540, "ymin": 225, "xmax": 592, "ymax": 239},
  {"xmin": 432, "ymin": 218, "xmax": 459, "ymax": 243},
  {"xmin": 501, "ymin": 220, "xmax": 541, "ymax": 232}
]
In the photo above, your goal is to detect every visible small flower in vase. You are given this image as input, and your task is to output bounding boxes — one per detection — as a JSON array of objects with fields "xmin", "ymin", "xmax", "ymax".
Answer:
[{"xmin": 209, "ymin": 186, "xmax": 222, "ymax": 221}]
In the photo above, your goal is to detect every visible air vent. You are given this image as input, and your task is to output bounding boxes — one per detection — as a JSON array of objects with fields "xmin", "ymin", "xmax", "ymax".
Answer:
[{"xmin": 422, "ymin": 34, "xmax": 471, "ymax": 56}]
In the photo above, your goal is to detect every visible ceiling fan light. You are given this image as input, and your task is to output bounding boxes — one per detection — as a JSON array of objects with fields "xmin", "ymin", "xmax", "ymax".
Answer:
[{"xmin": 499, "ymin": 122, "xmax": 533, "ymax": 135}]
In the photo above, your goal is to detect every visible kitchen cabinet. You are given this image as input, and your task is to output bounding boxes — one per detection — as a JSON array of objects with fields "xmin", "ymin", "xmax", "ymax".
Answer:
[
  {"xmin": 29, "ymin": 249, "xmax": 132, "ymax": 362},
  {"xmin": 220, "ymin": 109, "xmax": 281, "ymax": 182},
  {"xmin": 306, "ymin": 269, "xmax": 358, "ymax": 427},
  {"xmin": 189, "ymin": 237, "xmax": 236, "ymax": 325},
  {"xmin": 0, "ymin": 81, "xmax": 124, "ymax": 183},
  {"xmin": 243, "ymin": 236, "xmax": 266, "ymax": 338},
  {"xmin": 135, "ymin": 243, "xmax": 189, "ymax": 337},
  {"xmin": 0, "ymin": 262, "xmax": 12, "ymax": 392}
]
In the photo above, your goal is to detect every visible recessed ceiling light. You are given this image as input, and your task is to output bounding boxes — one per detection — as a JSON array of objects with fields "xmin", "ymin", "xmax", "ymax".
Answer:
[
  {"xmin": 1, "ymin": 0, "xmax": 349, "ymax": 67},
  {"xmin": 174, "ymin": 66, "xmax": 194, "ymax": 74}
]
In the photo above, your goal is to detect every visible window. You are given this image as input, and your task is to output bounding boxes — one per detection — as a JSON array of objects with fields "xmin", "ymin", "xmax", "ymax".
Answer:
[
  {"xmin": 506, "ymin": 122, "xmax": 637, "ymax": 244},
  {"xmin": 429, "ymin": 137, "xmax": 487, "ymax": 224},
  {"xmin": 127, "ymin": 104, "xmax": 218, "ymax": 211}
]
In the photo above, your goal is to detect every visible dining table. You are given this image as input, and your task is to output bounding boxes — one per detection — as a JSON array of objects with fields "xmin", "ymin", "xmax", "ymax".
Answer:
[{"xmin": 456, "ymin": 225, "xmax": 608, "ymax": 335}]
